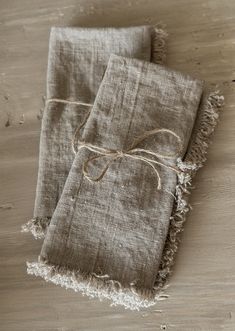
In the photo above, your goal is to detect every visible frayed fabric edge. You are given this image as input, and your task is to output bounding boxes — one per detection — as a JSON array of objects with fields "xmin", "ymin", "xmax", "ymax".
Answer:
[
  {"xmin": 21, "ymin": 217, "xmax": 51, "ymax": 240},
  {"xmin": 151, "ymin": 24, "xmax": 168, "ymax": 65},
  {"xmin": 154, "ymin": 90, "xmax": 224, "ymax": 290},
  {"xmin": 26, "ymin": 259, "xmax": 168, "ymax": 311}
]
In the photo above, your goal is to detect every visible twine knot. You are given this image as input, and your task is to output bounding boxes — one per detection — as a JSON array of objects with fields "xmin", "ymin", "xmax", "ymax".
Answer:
[
  {"xmin": 45, "ymin": 98, "xmax": 186, "ymax": 191},
  {"xmin": 117, "ymin": 150, "xmax": 125, "ymax": 158},
  {"xmin": 73, "ymin": 128, "xmax": 183, "ymax": 190}
]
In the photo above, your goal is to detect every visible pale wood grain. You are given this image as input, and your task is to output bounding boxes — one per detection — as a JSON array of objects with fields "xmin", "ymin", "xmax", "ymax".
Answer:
[{"xmin": 0, "ymin": 1, "xmax": 235, "ymax": 330}]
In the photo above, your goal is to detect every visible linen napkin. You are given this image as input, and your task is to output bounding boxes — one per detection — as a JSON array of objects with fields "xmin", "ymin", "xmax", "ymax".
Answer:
[
  {"xmin": 22, "ymin": 25, "xmax": 167, "ymax": 239},
  {"xmin": 27, "ymin": 54, "xmax": 223, "ymax": 310}
]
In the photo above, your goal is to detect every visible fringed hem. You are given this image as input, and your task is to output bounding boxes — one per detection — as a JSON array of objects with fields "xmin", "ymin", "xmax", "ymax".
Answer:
[
  {"xmin": 154, "ymin": 90, "xmax": 224, "ymax": 290},
  {"xmin": 21, "ymin": 217, "xmax": 51, "ymax": 239},
  {"xmin": 151, "ymin": 24, "xmax": 168, "ymax": 65},
  {"xmin": 26, "ymin": 259, "xmax": 168, "ymax": 311}
]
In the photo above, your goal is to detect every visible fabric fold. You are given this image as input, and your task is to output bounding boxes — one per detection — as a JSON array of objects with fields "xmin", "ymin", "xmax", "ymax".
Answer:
[
  {"xmin": 27, "ymin": 54, "xmax": 212, "ymax": 310},
  {"xmin": 21, "ymin": 25, "xmax": 168, "ymax": 239}
]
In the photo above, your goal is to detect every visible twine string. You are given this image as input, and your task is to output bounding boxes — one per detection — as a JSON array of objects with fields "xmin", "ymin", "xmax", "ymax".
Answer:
[
  {"xmin": 76, "ymin": 128, "xmax": 182, "ymax": 190},
  {"xmin": 46, "ymin": 98, "xmax": 183, "ymax": 190},
  {"xmin": 46, "ymin": 98, "xmax": 93, "ymax": 154},
  {"xmin": 46, "ymin": 98, "xmax": 93, "ymax": 108}
]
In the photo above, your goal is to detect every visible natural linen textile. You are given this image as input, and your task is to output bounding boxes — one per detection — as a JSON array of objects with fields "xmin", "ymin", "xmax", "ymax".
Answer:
[
  {"xmin": 27, "ymin": 54, "xmax": 223, "ymax": 311},
  {"xmin": 21, "ymin": 25, "xmax": 167, "ymax": 239}
]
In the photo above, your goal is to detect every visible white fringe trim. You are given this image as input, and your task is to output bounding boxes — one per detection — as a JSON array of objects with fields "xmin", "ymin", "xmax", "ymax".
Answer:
[
  {"xmin": 26, "ymin": 260, "xmax": 168, "ymax": 311},
  {"xmin": 21, "ymin": 217, "xmax": 51, "ymax": 239}
]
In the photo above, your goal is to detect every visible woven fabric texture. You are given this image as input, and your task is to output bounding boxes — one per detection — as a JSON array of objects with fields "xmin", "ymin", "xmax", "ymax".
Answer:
[{"xmin": 22, "ymin": 25, "xmax": 167, "ymax": 238}]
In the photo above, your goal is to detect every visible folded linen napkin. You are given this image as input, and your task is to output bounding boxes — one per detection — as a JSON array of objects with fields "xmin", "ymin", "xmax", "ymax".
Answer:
[
  {"xmin": 22, "ymin": 25, "xmax": 167, "ymax": 239},
  {"xmin": 27, "ymin": 54, "xmax": 223, "ymax": 310}
]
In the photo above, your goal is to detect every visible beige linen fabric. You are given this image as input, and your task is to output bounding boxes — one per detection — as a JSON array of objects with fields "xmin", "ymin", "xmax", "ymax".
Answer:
[
  {"xmin": 28, "ymin": 55, "xmax": 206, "ymax": 310},
  {"xmin": 22, "ymin": 25, "xmax": 167, "ymax": 239}
]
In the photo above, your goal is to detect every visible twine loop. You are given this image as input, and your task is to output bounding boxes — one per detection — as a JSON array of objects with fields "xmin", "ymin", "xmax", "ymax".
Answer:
[
  {"xmin": 46, "ymin": 98, "xmax": 183, "ymax": 190},
  {"xmin": 75, "ymin": 128, "xmax": 183, "ymax": 190}
]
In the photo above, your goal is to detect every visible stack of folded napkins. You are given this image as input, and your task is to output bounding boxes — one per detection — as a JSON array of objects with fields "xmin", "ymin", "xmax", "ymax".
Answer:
[{"xmin": 22, "ymin": 25, "xmax": 224, "ymax": 310}]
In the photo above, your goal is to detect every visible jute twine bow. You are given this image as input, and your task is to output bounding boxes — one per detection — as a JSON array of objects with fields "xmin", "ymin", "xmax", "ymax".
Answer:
[
  {"xmin": 46, "ymin": 98, "xmax": 183, "ymax": 190},
  {"xmin": 73, "ymin": 128, "xmax": 182, "ymax": 190}
]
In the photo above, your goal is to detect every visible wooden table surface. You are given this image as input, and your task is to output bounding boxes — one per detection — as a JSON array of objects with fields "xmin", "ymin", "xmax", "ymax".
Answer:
[{"xmin": 1, "ymin": 1, "xmax": 235, "ymax": 330}]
